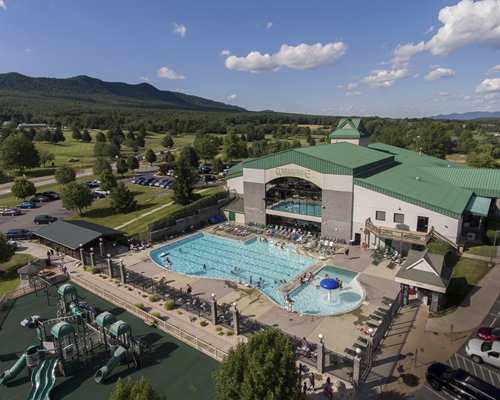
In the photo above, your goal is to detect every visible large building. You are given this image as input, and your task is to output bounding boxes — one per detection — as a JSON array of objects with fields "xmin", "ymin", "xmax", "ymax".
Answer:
[{"xmin": 225, "ymin": 118, "xmax": 499, "ymax": 252}]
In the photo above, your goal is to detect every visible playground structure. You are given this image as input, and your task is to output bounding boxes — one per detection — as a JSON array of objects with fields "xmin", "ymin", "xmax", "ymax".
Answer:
[{"xmin": 0, "ymin": 283, "xmax": 143, "ymax": 398}]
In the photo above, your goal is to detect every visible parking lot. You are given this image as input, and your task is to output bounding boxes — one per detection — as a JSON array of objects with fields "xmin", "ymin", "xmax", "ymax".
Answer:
[{"xmin": 417, "ymin": 295, "xmax": 500, "ymax": 399}]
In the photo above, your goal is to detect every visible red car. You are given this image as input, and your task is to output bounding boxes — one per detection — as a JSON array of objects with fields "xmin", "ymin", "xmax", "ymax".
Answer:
[{"xmin": 477, "ymin": 327, "xmax": 500, "ymax": 341}]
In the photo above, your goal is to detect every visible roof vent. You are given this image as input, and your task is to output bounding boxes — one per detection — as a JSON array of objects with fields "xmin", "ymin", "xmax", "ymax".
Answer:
[{"xmin": 416, "ymin": 176, "xmax": 420, "ymax": 181}]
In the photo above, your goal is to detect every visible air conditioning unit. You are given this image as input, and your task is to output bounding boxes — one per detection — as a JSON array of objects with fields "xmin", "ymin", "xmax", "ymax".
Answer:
[{"xmin": 467, "ymin": 232, "xmax": 476, "ymax": 241}]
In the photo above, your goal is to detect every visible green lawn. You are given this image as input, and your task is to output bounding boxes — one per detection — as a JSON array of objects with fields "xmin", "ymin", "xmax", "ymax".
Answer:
[
  {"xmin": 0, "ymin": 254, "xmax": 35, "ymax": 297},
  {"xmin": 463, "ymin": 216, "xmax": 500, "ymax": 259},
  {"xmin": 432, "ymin": 256, "xmax": 491, "ymax": 317}
]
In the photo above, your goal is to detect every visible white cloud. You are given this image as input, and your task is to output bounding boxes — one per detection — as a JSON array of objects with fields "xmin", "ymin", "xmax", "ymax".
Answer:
[
  {"xmin": 24, "ymin": 48, "xmax": 31, "ymax": 53},
  {"xmin": 425, "ymin": 25, "xmax": 434, "ymax": 34},
  {"xmin": 225, "ymin": 42, "xmax": 347, "ymax": 73},
  {"xmin": 424, "ymin": 67, "xmax": 455, "ymax": 81},
  {"xmin": 157, "ymin": 67, "xmax": 186, "ymax": 80},
  {"xmin": 138, "ymin": 76, "xmax": 150, "ymax": 82},
  {"xmin": 476, "ymin": 78, "xmax": 500, "ymax": 93},
  {"xmin": 266, "ymin": 21, "xmax": 273, "ymax": 29},
  {"xmin": 393, "ymin": 0, "xmax": 500, "ymax": 60},
  {"xmin": 0, "ymin": 1, "xmax": 6, "ymax": 10},
  {"xmin": 172, "ymin": 23, "xmax": 187, "ymax": 38},
  {"xmin": 346, "ymin": 90, "xmax": 362, "ymax": 97},
  {"xmin": 487, "ymin": 64, "xmax": 500, "ymax": 75},
  {"xmin": 392, "ymin": 41, "xmax": 425, "ymax": 64},
  {"xmin": 361, "ymin": 68, "xmax": 410, "ymax": 88},
  {"xmin": 219, "ymin": 49, "xmax": 231, "ymax": 56},
  {"xmin": 346, "ymin": 83, "xmax": 358, "ymax": 90},
  {"xmin": 227, "ymin": 94, "xmax": 237, "ymax": 100}
]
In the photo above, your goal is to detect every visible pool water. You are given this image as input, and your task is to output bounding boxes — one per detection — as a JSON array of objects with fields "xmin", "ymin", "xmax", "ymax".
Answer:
[
  {"xmin": 271, "ymin": 201, "xmax": 322, "ymax": 217},
  {"xmin": 150, "ymin": 234, "xmax": 363, "ymax": 315},
  {"xmin": 290, "ymin": 266, "xmax": 364, "ymax": 314}
]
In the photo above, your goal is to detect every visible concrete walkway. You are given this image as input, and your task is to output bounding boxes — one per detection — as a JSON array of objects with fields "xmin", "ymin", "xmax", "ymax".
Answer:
[{"xmin": 426, "ymin": 264, "xmax": 500, "ymax": 333}]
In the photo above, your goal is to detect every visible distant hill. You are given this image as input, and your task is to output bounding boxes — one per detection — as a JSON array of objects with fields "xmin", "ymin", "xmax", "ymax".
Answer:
[
  {"xmin": 0, "ymin": 72, "xmax": 245, "ymax": 113},
  {"xmin": 432, "ymin": 111, "xmax": 500, "ymax": 120}
]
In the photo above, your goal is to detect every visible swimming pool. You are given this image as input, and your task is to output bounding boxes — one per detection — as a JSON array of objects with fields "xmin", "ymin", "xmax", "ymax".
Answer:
[
  {"xmin": 271, "ymin": 201, "xmax": 322, "ymax": 217},
  {"xmin": 150, "ymin": 234, "xmax": 363, "ymax": 314}
]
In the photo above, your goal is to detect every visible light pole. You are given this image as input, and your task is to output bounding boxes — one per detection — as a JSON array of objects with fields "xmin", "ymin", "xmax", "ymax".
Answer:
[{"xmin": 490, "ymin": 230, "xmax": 499, "ymax": 266}]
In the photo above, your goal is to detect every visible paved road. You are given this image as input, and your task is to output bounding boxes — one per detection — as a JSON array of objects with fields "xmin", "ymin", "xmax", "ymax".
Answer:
[{"xmin": 415, "ymin": 295, "xmax": 500, "ymax": 399}]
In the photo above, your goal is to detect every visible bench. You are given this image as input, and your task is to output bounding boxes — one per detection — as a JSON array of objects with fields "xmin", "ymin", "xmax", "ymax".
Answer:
[{"xmin": 145, "ymin": 317, "xmax": 157, "ymax": 327}]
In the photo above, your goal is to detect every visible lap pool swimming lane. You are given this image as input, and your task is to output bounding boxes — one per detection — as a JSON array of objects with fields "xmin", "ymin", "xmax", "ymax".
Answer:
[{"xmin": 149, "ymin": 233, "xmax": 364, "ymax": 315}]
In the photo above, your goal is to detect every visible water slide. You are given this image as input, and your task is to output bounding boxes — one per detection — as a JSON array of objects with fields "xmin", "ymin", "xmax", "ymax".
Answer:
[
  {"xmin": 0, "ymin": 345, "xmax": 38, "ymax": 385},
  {"xmin": 94, "ymin": 346, "xmax": 128, "ymax": 383},
  {"xmin": 26, "ymin": 357, "xmax": 58, "ymax": 400}
]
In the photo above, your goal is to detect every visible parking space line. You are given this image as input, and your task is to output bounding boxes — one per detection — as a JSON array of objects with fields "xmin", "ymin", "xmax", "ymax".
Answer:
[
  {"xmin": 456, "ymin": 354, "xmax": 465, "ymax": 369},
  {"xmin": 457, "ymin": 353, "xmax": 500, "ymax": 387},
  {"xmin": 448, "ymin": 355, "xmax": 456, "ymax": 368},
  {"xmin": 489, "ymin": 317, "xmax": 497, "ymax": 327}
]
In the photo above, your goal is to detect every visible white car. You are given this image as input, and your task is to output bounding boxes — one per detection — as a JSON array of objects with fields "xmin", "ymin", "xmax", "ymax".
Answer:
[
  {"xmin": 94, "ymin": 188, "xmax": 111, "ymax": 196},
  {"xmin": 466, "ymin": 338, "xmax": 500, "ymax": 368}
]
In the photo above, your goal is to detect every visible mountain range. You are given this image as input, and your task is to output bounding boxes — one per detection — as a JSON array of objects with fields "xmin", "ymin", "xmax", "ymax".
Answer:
[
  {"xmin": 432, "ymin": 111, "xmax": 500, "ymax": 120},
  {"xmin": 0, "ymin": 72, "xmax": 245, "ymax": 113}
]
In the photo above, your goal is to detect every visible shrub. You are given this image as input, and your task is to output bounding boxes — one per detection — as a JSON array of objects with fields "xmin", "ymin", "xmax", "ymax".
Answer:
[
  {"xmin": 215, "ymin": 326, "xmax": 223, "ymax": 332},
  {"xmin": 163, "ymin": 299, "xmax": 175, "ymax": 310},
  {"xmin": 142, "ymin": 294, "xmax": 147, "ymax": 298},
  {"xmin": 84, "ymin": 266, "xmax": 99, "ymax": 274},
  {"xmin": 426, "ymin": 239, "xmax": 452, "ymax": 255},
  {"xmin": 148, "ymin": 294, "xmax": 159, "ymax": 302},
  {"xmin": 200, "ymin": 320, "xmax": 209, "ymax": 327},
  {"xmin": 134, "ymin": 303, "xmax": 145, "ymax": 310},
  {"xmin": 127, "ymin": 287, "xmax": 133, "ymax": 291},
  {"xmin": 226, "ymin": 331, "xmax": 233, "ymax": 336},
  {"xmin": 218, "ymin": 330, "xmax": 225, "ymax": 336},
  {"xmin": 151, "ymin": 311, "xmax": 161, "ymax": 319}
]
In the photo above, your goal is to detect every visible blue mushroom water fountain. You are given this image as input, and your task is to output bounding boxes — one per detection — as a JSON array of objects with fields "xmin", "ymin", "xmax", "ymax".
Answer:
[{"xmin": 320, "ymin": 278, "xmax": 340, "ymax": 302}]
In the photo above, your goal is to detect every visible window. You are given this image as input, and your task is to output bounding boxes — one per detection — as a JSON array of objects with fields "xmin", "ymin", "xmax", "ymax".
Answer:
[
  {"xmin": 375, "ymin": 211, "xmax": 386, "ymax": 221},
  {"xmin": 393, "ymin": 213, "xmax": 405, "ymax": 224}
]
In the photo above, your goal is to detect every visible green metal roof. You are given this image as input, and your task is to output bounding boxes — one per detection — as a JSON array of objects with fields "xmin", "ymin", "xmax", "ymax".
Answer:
[
  {"xmin": 421, "ymin": 167, "xmax": 500, "ymax": 198},
  {"xmin": 226, "ymin": 160, "xmax": 245, "ymax": 179},
  {"xmin": 35, "ymin": 220, "xmax": 123, "ymax": 250},
  {"xmin": 242, "ymin": 143, "xmax": 394, "ymax": 175},
  {"xmin": 465, "ymin": 196, "xmax": 491, "ymax": 217},
  {"xmin": 354, "ymin": 163, "xmax": 473, "ymax": 218},
  {"xmin": 329, "ymin": 117, "xmax": 369, "ymax": 139},
  {"xmin": 396, "ymin": 249, "xmax": 451, "ymax": 290}
]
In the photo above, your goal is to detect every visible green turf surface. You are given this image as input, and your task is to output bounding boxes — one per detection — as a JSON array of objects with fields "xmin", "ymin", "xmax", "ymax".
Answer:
[{"xmin": 0, "ymin": 283, "xmax": 218, "ymax": 400}]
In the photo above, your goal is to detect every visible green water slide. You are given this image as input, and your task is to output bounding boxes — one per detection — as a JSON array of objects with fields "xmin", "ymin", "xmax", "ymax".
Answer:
[
  {"xmin": 26, "ymin": 358, "xmax": 59, "ymax": 400},
  {"xmin": 0, "ymin": 345, "xmax": 38, "ymax": 385},
  {"xmin": 94, "ymin": 346, "xmax": 128, "ymax": 383}
]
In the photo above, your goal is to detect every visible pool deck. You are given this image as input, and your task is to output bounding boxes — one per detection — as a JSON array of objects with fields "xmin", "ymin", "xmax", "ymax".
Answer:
[{"xmin": 13, "ymin": 229, "xmax": 403, "ymax": 398}]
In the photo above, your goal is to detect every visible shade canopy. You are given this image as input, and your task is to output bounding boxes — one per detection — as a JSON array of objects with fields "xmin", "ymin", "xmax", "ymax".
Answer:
[{"xmin": 320, "ymin": 278, "xmax": 340, "ymax": 290}]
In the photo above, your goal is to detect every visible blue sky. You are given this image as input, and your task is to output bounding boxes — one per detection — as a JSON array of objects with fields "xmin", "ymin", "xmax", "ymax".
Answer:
[{"xmin": 0, "ymin": 0, "xmax": 499, "ymax": 117}]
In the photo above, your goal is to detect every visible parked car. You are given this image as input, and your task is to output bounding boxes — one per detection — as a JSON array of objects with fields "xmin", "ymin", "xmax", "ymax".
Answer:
[
  {"xmin": 141, "ymin": 178, "xmax": 154, "ymax": 186},
  {"xmin": 7, "ymin": 240, "xmax": 18, "ymax": 249},
  {"xmin": 426, "ymin": 362, "xmax": 500, "ymax": 399},
  {"xmin": 154, "ymin": 179, "xmax": 166, "ymax": 187},
  {"xmin": 94, "ymin": 188, "xmax": 111, "ymax": 196},
  {"xmin": 1, "ymin": 208, "xmax": 21, "ymax": 216},
  {"xmin": 131, "ymin": 176, "xmax": 144, "ymax": 184},
  {"xmin": 477, "ymin": 327, "xmax": 500, "ymax": 341},
  {"xmin": 33, "ymin": 215, "xmax": 58, "ymax": 224},
  {"xmin": 84, "ymin": 180, "xmax": 100, "ymax": 188},
  {"xmin": 148, "ymin": 179, "xmax": 159, "ymax": 186},
  {"xmin": 92, "ymin": 191, "xmax": 106, "ymax": 199},
  {"xmin": 5, "ymin": 229, "xmax": 35, "ymax": 240},
  {"xmin": 164, "ymin": 180, "xmax": 175, "ymax": 188},
  {"xmin": 31, "ymin": 194, "xmax": 50, "ymax": 203},
  {"xmin": 159, "ymin": 179, "xmax": 172, "ymax": 188},
  {"xmin": 466, "ymin": 339, "xmax": 500, "ymax": 368},
  {"xmin": 16, "ymin": 201, "xmax": 37, "ymax": 209},
  {"xmin": 41, "ymin": 191, "xmax": 60, "ymax": 200}
]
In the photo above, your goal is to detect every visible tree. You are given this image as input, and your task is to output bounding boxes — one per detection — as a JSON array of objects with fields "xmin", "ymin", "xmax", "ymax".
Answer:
[
  {"xmin": 109, "ymin": 377, "xmax": 165, "ymax": 400},
  {"xmin": 61, "ymin": 182, "xmax": 93, "ymax": 215},
  {"xmin": 94, "ymin": 142, "xmax": 120, "ymax": 158},
  {"xmin": 161, "ymin": 134, "xmax": 174, "ymax": 149},
  {"xmin": 0, "ymin": 233, "xmax": 15, "ymax": 263},
  {"xmin": 116, "ymin": 158, "xmax": 129, "ymax": 176},
  {"xmin": 127, "ymin": 155, "xmax": 139, "ymax": 172},
  {"xmin": 194, "ymin": 135, "xmax": 218, "ymax": 164},
  {"xmin": 145, "ymin": 149, "xmax": 157, "ymax": 166},
  {"xmin": 81, "ymin": 129, "xmax": 92, "ymax": 143},
  {"xmin": 110, "ymin": 182, "xmax": 137, "ymax": 214},
  {"xmin": 212, "ymin": 157, "xmax": 225, "ymax": 174},
  {"xmin": 99, "ymin": 170, "xmax": 117, "ymax": 191},
  {"xmin": 0, "ymin": 132, "xmax": 40, "ymax": 174},
  {"xmin": 72, "ymin": 127, "xmax": 82, "ymax": 141},
  {"xmin": 466, "ymin": 144, "xmax": 496, "ymax": 168},
  {"xmin": 172, "ymin": 151, "xmax": 197, "ymax": 205},
  {"xmin": 163, "ymin": 151, "xmax": 175, "ymax": 164},
  {"xmin": 419, "ymin": 122, "xmax": 452, "ymax": 159},
  {"xmin": 180, "ymin": 146, "xmax": 199, "ymax": 169},
  {"xmin": 96, "ymin": 131, "xmax": 106, "ymax": 142},
  {"xmin": 214, "ymin": 328, "xmax": 300, "ymax": 400},
  {"xmin": 51, "ymin": 127, "xmax": 65, "ymax": 143},
  {"xmin": 11, "ymin": 177, "xmax": 36, "ymax": 200},
  {"xmin": 93, "ymin": 157, "xmax": 112, "ymax": 176},
  {"xmin": 135, "ymin": 134, "xmax": 145, "ymax": 148},
  {"xmin": 222, "ymin": 129, "xmax": 246, "ymax": 162},
  {"xmin": 38, "ymin": 149, "xmax": 55, "ymax": 167},
  {"xmin": 55, "ymin": 166, "xmax": 76, "ymax": 185}
]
